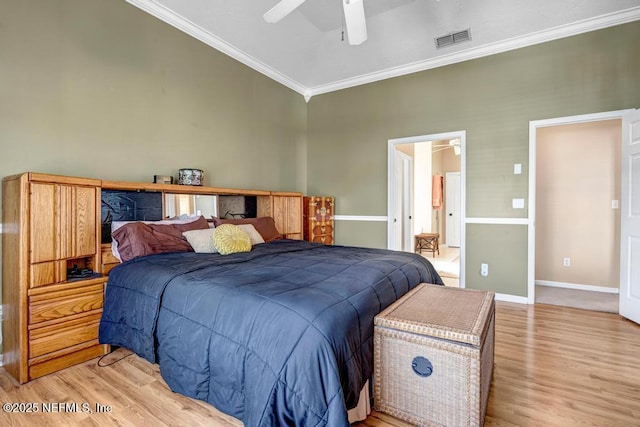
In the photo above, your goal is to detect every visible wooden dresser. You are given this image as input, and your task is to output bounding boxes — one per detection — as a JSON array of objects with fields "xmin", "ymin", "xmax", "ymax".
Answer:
[
  {"xmin": 2, "ymin": 172, "xmax": 108, "ymax": 384},
  {"xmin": 303, "ymin": 196, "xmax": 334, "ymax": 245}
]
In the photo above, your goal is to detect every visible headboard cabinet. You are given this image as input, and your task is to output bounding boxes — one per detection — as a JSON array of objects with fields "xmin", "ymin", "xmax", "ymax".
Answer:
[
  {"xmin": 2, "ymin": 173, "xmax": 107, "ymax": 383},
  {"xmin": 98, "ymin": 180, "xmax": 303, "ymax": 275},
  {"xmin": 2, "ymin": 172, "xmax": 303, "ymax": 384}
]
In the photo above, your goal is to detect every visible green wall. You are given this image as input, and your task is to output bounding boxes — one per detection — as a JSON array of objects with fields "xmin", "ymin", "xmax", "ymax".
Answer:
[
  {"xmin": 0, "ymin": 0, "xmax": 307, "ymax": 316},
  {"xmin": 1, "ymin": 0, "xmax": 639, "ymax": 310},
  {"xmin": 334, "ymin": 221, "xmax": 387, "ymax": 249},
  {"xmin": 0, "ymin": 0, "xmax": 307, "ymax": 190},
  {"xmin": 465, "ymin": 224, "xmax": 529, "ymax": 295},
  {"xmin": 307, "ymin": 22, "xmax": 640, "ymax": 296}
]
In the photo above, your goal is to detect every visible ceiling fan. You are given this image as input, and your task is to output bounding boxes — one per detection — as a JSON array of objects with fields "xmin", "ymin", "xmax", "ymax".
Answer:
[
  {"xmin": 264, "ymin": 0, "xmax": 368, "ymax": 45},
  {"xmin": 432, "ymin": 139, "xmax": 461, "ymax": 155}
]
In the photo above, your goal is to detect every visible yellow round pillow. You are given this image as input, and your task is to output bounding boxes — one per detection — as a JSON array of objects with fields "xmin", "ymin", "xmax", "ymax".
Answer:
[{"xmin": 212, "ymin": 224, "xmax": 252, "ymax": 255}]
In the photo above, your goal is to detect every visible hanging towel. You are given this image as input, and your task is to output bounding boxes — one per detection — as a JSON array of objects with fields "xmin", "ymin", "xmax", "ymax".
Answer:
[{"xmin": 432, "ymin": 175, "xmax": 443, "ymax": 210}]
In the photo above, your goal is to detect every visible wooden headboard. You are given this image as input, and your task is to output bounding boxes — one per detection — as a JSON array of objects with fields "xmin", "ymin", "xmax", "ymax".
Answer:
[{"xmin": 98, "ymin": 180, "xmax": 302, "ymax": 275}]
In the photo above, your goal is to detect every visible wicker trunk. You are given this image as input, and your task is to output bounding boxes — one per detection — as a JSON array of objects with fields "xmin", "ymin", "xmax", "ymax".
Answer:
[{"xmin": 374, "ymin": 284, "xmax": 495, "ymax": 427}]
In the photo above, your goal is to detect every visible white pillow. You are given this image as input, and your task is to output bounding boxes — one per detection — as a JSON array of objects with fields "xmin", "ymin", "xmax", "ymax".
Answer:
[
  {"xmin": 110, "ymin": 216, "xmax": 206, "ymax": 261},
  {"xmin": 182, "ymin": 228, "xmax": 218, "ymax": 253},
  {"xmin": 237, "ymin": 224, "xmax": 265, "ymax": 245}
]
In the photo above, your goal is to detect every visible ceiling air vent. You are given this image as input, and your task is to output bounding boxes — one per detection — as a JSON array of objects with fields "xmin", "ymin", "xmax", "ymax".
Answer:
[{"xmin": 435, "ymin": 28, "xmax": 471, "ymax": 49}]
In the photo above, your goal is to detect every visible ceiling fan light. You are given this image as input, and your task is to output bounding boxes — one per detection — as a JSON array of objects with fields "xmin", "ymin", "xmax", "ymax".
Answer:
[
  {"xmin": 264, "ymin": 0, "xmax": 306, "ymax": 23},
  {"xmin": 343, "ymin": 0, "xmax": 367, "ymax": 45}
]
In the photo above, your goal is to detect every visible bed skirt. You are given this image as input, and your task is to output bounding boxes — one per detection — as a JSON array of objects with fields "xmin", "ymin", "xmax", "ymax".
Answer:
[{"xmin": 348, "ymin": 380, "xmax": 371, "ymax": 423}]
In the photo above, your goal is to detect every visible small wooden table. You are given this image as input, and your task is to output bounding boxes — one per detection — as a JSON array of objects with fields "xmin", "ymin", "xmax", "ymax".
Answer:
[{"xmin": 414, "ymin": 233, "xmax": 439, "ymax": 256}]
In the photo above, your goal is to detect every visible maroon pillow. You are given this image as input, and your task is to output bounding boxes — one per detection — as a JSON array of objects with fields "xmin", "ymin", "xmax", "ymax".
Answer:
[
  {"xmin": 113, "ymin": 216, "xmax": 210, "ymax": 262},
  {"xmin": 212, "ymin": 217, "xmax": 282, "ymax": 242}
]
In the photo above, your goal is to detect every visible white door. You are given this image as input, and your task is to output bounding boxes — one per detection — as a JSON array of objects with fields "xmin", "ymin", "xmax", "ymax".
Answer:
[
  {"xmin": 445, "ymin": 172, "xmax": 461, "ymax": 247},
  {"xmin": 620, "ymin": 109, "xmax": 640, "ymax": 324},
  {"xmin": 391, "ymin": 150, "xmax": 404, "ymax": 251},
  {"xmin": 391, "ymin": 150, "xmax": 413, "ymax": 251},
  {"xmin": 402, "ymin": 155, "xmax": 414, "ymax": 252}
]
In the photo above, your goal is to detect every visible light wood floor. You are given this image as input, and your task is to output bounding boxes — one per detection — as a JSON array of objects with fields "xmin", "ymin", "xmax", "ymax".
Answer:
[{"xmin": 1, "ymin": 302, "xmax": 639, "ymax": 426}]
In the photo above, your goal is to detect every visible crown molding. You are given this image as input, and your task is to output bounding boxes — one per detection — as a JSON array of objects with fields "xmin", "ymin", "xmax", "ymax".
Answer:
[
  {"xmin": 126, "ymin": 1, "xmax": 640, "ymax": 101},
  {"xmin": 307, "ymin": 6, "xmax": 640, "ymax": 98},
  {"xmin": 125, "ymin": 0, "xmax": 308, "ymax": 97}
]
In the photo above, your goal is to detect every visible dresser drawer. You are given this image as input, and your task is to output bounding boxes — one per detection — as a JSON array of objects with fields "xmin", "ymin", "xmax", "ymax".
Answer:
[
  {"xmin": 29, "ymin": 312, "xmax": 102, "ymax": 358},
  {"xmin": 102, "ymin": 245, "xmax": 119, "ymax": 264},
  {"xmin": 29, "ymin": 344, "xmax": 107, "ymax": 381},
  {"xmin": 29, "ymin": 283, "xmax": 104, "ymax": 324},
  {"xmin": 101, "ymin": 244, "xmax": 120, "ymax": 274}
]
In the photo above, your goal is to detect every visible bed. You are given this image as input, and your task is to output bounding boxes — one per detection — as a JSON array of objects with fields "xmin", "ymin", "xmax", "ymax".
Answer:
[{"xmin": 99, "ymin": 225, "xmax": 442, "ymax": 426}]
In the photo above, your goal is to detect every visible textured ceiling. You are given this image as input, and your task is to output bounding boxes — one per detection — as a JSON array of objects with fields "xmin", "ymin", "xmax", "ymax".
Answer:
[{"xmin": 127, "ymin": 0, "xmax": 640, "ymax": 99}]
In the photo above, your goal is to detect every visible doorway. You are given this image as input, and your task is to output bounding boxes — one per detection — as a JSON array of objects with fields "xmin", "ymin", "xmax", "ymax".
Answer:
[
  {"xmin": 387, "ymin": 131, "xmax": 466, "ymax": 287},
  {"xmin": 528, "ymin": 109, "xmax": 639, "ymax": 324},
  {"xmin": 534, "ymin": 119, "xmax": 621, "ymax": 312}
]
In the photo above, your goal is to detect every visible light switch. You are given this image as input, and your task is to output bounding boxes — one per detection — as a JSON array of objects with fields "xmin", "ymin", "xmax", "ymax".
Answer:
[
  {"xmin": 514, "ymin": 163, "xmax": 522, "ymax": 175},
  {"xmin": 611, "ymin": 200, "xmax": 619, "ymax": 209},
  {"xmin": 512, "ymin": 198, "xmax": 525, "ymax": 209}
]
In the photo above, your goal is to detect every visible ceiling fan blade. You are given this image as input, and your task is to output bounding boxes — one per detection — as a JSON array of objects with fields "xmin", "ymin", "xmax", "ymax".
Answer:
[
  {"xmin": 343, "ymin": 0, "xmax": 367, "ymax": 45},
  {"xmin": 264, "ymin": 0, "xmax": 307, "ymax": 23}
]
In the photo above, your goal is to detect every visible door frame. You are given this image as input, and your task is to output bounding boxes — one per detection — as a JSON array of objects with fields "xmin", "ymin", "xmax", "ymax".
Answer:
[
  {"xmin": 445, "ymin": 171, "xmax": 461, "ymax": 247},
  {"xmin": 387, "ymin": 130, "xmax": 466, "ymax": 286},
  {"xmin": 528, "ymin": 109, "xmax": 634, "ymax": 304}
]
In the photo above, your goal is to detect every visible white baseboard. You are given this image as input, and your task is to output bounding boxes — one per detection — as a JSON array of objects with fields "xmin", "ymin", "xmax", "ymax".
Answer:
[
  {"xmin": 495, "ymin": 293, "xmax": 529, "ymax": 304},
  {"xmin": 535, "ymin": 280, "xmax": 619, "ymax": 294}
]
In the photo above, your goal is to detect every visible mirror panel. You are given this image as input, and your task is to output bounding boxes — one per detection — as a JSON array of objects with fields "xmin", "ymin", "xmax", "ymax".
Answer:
[{"xmin": 165, "ymin": 194, "xmax": 218, "ymax": 219}]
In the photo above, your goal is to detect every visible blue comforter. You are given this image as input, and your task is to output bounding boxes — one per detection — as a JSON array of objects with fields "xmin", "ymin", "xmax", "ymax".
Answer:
[{"xmin": 99, "ymin": 240, "xmax": 442, "ymax": 426}]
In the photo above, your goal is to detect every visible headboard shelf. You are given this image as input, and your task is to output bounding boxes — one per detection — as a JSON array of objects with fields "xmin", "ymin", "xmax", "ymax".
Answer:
[{"xmin": 101, "ymin": 180, "xmax": 271, "ymax": 196}]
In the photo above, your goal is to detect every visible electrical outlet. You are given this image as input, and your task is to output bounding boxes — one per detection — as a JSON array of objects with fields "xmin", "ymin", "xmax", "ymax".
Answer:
[
  {"xmin": 480, "ymin": 263, "xmax": 489, "ymax": 277},
  {"xmin": 563, "ymin": 257, "xmax": 571, "ymax": 267}
]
